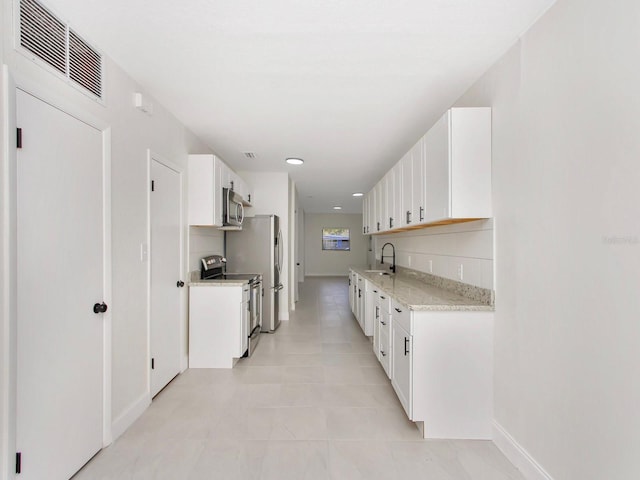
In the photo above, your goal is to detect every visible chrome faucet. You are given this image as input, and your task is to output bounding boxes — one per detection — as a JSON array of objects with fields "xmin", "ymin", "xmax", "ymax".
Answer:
[{"xmin": 380, "ymin": 242, "xmax": 396, "ymax": 274}]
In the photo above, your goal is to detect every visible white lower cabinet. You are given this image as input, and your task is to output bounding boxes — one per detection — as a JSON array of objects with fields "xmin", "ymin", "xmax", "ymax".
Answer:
[
  {"xmin": 377, "ymin": 292, "xmax": 392, "ymax": 378},
  {"xmin": 391, "ymin": 317, "xmax": 412, "ymax": 417},
  {"xmin": 365, "ymin": 287, "xmax": 494, "ymax": 439},
  {"xmin": 189, "ymin": 284, "xmax": 248, "ymax": 368}
]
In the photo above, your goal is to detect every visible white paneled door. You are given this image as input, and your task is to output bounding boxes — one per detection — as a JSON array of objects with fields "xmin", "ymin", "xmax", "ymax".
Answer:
[
  {"xmin": 16, "ymin": 90, "xmax": 105, "ymax": 480},
  {"xmin": 150, "ymin": 158, "xmax": 182, "ymax": 397}
]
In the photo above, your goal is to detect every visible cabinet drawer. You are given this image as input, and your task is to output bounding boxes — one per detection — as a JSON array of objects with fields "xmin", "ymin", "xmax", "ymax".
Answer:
[
  {"xmin": 391, "ymin": 299, "xmax": 411, "ymax": 332},
  {"xmin": 378, "ymin": 292, "xmax": 391, "ymax": 313}
]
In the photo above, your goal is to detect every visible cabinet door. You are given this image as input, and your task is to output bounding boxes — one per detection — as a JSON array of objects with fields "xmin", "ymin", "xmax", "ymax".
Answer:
[
  {"xmin": 362, "ymin": 194, "xmax": 369, "ymax": 234},
  {"xmin": 379, "ymin": 326, "xmax": 391, "ymax": 378},
  {"xmin": 383, "ymin": 171, "xmax": 394, "ymax": 231},
  {"xmin": 424, "ymin": 112, "xmax": 451, "ymax": 222},
  {"xmin": 188, "ymin": 154, "xmax": 223, "ymax": 226},
  {"xmin": 375, "ymin": 181, "xmax": 384, "ymax": 233},
  {"xmin": 401, "ymin": 152, "xmax": 413, "ymax": 227},
  {"xmin": 411, "ymin": 137, "xmax": 426, "ymax": 224},
  {"xmin": 392, "ymin": 162, "xmax": 402, "ymax": 230},
  {"xmin": 392, "ymin": 321, "xmax": 412, "ymax": 418},
  {"xmin": 368, "ymin": 188, "xmax": 377, "ymax": 234},
  {"xmin": 348, "ymin": 272, "xmax": 354, "ymax": 312},
  {"xmin": 449, "ymin": 108, "xmax": 492, "ymax": 218},
  {"xmin": 371, "ymin": 287, "xmax": 380, "ymax": 347}
]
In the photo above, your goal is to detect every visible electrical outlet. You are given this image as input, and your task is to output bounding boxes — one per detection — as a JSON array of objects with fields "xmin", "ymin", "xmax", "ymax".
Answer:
[
  {"xmin": 457, "ymin": 264, "xmax": 464, "ymax": 280},
  {"xmin": 408, "ymin": 255, "xmax": 412, "ymax": 267},
  {"xmin": 429, "ymin": 260, "xmax": 433, "ymax": 273}
]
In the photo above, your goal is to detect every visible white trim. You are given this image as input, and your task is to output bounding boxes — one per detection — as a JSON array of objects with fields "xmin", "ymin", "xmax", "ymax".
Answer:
[
  {"xmin": 147, "ymin": 151, "xmax": 187, "ymax": 396},
  {"xmin": 493, "ymin": 421, "xmax": 554, "ymax": 480},
  {"xmin": 110, "ymin": 392, "xmax": 151, "ymax": 441},
  {"xmin": 101, "ymin": 127, "xmax": 113, "ymax": 446},
  {"xmin": 1, "ymin": 64, "xmax": 18, "ymax": 480}
]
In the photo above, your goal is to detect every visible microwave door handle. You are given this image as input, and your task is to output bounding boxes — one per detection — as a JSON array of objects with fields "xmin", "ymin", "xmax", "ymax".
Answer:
[{"xmin": 237, "ymin": 202, "xmax": 244, "ymax": 224}]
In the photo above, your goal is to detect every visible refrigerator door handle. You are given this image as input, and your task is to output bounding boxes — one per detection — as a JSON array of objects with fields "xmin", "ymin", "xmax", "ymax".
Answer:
[{"xmin": 276, "ymin": 229, "xmax": 283, "ymax": 275}]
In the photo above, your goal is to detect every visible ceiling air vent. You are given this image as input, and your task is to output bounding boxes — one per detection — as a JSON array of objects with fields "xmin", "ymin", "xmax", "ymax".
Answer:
[
  {"xmin": 19, "ymin": 0, "xmax": 103, "ymax": 99},
  {"xmin": 243, "ymin": 152, "xmax": 256, "ymax": 159}
]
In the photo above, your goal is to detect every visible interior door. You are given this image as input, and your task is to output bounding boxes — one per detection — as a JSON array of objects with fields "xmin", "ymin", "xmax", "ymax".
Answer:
[
  {"xmin": 16, "ymin": 89, "xmax": 105, "ymax": 480},
  {"xmin": 150, "ymin": 158, "xmax": 182, "ymax": 397}
]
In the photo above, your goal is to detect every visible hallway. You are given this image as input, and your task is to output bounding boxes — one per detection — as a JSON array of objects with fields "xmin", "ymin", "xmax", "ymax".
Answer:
[{"xmin": 74, "ymin": 277, "xmax": 523, "ymax": 479}]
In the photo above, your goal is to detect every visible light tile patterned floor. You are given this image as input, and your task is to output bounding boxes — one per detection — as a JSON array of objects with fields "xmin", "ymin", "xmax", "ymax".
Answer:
[{"xmin": 74, "ymin": 276, "xmax": 524, "ymax": 479}]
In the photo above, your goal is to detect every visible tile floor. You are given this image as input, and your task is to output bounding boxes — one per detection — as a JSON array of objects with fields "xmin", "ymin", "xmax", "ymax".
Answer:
[{"xmin": 74, "ymin": 276, "xmax": 524, "ymax": 480}]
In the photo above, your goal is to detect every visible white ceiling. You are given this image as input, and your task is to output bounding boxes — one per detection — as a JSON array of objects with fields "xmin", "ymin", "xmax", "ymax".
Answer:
[{"xmin": 46, "ymin": 0, "xmax": 555, "ymax": 214}]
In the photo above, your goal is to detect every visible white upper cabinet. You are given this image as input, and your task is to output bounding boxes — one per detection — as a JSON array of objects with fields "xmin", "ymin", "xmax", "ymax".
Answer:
[
  {"xmin": 392, "ymin": 161, "xmax": 403, "ymax": 230},
  {"xmin": 411, "ymin": 138, "xmax": 425, "ymax": 225},
  {"xmin": 188, "ymin": 154, "xmax": 253, "ymax": 226},
  {"xmin": 365, "ymin": 189, "xmax": 375, "ymax": 235},
  {"xmin": 364, "ymin": 107, "xmax": 491, "ymax": 233},
  {"xmin": 401, "ymin": 151, "xmax": 413, "ymax": 227},
  {"xmin": 424, "ymin": 107, "xmax": 492, "ymax": 223},
  {"xmin": 374, "ymin": 181, "xmax": 384, "ymax": 233},
  {"xmin": 362, "ymin": 194, "xmax": 369, "ymax": 234},
  {"xmin": 188, "ymin": 154, "xmax": 224, "ymax": 226}
]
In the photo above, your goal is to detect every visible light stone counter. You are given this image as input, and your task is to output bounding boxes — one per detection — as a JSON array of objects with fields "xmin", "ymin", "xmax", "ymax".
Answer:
[
  {"xmin": 350, "ymin": 266, "xmax": 494, "ymax": 311},
  {"xmin": 188, "ymin": 270, "xmax": 249, "ymax": 287}
]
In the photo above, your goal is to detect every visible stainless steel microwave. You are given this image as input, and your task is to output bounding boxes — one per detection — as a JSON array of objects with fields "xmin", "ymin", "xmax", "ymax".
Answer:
[{"xmin": 222, "ymin": 187, "xmax": 244, "ymax": 228}]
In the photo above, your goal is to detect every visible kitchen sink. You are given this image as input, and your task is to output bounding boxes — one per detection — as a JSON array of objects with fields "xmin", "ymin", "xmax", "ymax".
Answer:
[{"xmin": 365, "ymin": 270, "xmax": 393, "ymax": 276}]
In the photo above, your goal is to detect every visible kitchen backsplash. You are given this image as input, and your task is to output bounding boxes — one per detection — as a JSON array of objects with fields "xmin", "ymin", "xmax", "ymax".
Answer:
[
  {"xmin": 373, "ymin": 219, "xmax": 493, "ymax": 290},
  {"xmin": 188, "ymin": 226, "xmax": 224, "ymax": 272}
]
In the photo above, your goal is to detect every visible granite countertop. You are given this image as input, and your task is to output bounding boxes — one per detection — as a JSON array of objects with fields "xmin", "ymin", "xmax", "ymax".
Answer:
[
  {"xmin": 350, "ymin": 266, "xmax": 494, "ymax": 312},
  {"xmin": 188, "ymin": 271, "xmax": 250, "ymax": 287}
]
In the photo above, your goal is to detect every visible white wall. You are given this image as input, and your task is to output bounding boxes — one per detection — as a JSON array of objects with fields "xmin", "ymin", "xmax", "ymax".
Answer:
[
  {"xmin": 305, "ymin": 213, "xmax": 367, "ymax": 276},
  {"xmin": 0, "ymin": 1, "xmax": 213, "ymax": 475},
  {"xmin": 188, "ymin": 227, "xmax": 224, "ymax": 273},
  {"xmin": 239, "ymin": 171, "xmax": 291, "ymax": 320},
  {"xmin": 374, "ymin": 219, "xmax": 493, "ymax": 289},
  {"xmin": 454, "ymin": 0, "xmax": 640, "ymax": 478}
]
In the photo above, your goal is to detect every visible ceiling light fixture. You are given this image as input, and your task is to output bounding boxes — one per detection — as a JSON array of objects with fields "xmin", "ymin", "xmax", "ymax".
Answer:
[
  {"xmin": 285, "ymin": 158, "xmax": 304, "ymax": 165},
  {"xmin": 333, "ymin": 206, "xmax": 342, "ymax": 210},
  {"xmin": 352, "ymin": 192, "xmax": 364, "ymax": 197}
]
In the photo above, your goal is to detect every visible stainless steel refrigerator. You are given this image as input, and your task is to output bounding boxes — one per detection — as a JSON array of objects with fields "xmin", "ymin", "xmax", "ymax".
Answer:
[{"xmin": 225, "ymin": 215, "xmax": 282, "ymax": 332}]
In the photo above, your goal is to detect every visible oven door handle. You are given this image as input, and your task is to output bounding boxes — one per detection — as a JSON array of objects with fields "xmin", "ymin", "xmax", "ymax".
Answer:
[{"xmin": 272, "ymin": 284, "xmax": 284, "ymax": 292}]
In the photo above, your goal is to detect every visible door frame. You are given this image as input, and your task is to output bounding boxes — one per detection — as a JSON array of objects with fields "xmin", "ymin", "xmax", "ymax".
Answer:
[
  {"xmin": 1, "ymin": 68, "xmax": 113, "ymax": 480},
  {"xmin": 146, "ymin": 150, "xmax": 187, "ymax": 398}
]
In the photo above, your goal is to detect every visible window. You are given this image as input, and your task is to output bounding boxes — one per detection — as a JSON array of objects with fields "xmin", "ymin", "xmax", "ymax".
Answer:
[{"xmin": 322, "ymin": 228, "xmax": 350, "ymax": 251}]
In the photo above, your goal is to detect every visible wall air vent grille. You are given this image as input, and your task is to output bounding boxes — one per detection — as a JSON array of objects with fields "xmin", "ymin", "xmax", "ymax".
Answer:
[
  {"xmin": 69, "ymin": 30, "xmax": 102, "ymax": 97},
  {"xmin": 243, "ymin": 152, "xmax": 256, "ymax": 159},
  {"xmin": 19, "ymin": 0, "xmax": 103, "ymax": 99}
]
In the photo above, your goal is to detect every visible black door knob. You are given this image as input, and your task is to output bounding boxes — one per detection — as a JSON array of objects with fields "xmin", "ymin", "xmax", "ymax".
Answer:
[
  {"xmin": 177, "ymin": 280, "xmax": 185, "ymax": 288},
  {"xmin": 93, "ymin": 302, "xmax": 108, "ymax": 314}
]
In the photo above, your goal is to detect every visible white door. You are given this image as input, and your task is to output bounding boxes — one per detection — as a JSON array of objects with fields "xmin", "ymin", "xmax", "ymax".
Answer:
[
  {"xmin": 150, "ymin": 158, "xmax": 182, "ymax": 397},
  {"xmin": 16, "ymin": 90, "xmax": 105, "ymax": 480}
]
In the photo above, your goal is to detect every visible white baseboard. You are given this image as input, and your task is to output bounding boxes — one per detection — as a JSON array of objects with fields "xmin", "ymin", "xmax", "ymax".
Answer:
[
  {"xmin": 111, "ymin": 391, "xmax": 151, "ymax": 442},
  {"xmin": 493, "ymin": 421, "xmax": 553, "ymax": 480}
]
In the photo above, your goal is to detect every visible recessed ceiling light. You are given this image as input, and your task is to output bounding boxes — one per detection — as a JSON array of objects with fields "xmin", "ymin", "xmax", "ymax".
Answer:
[
  {"xmin": 352, "ymin": 192, "xmax": 364, "ymax": 197},
  {"xmin": 333, "ymin": 206, "xmax": 342, "ymax": 210},
  {"xmin": 285, "ymin": 158, "xmax": 304, "ymax": 165}
]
